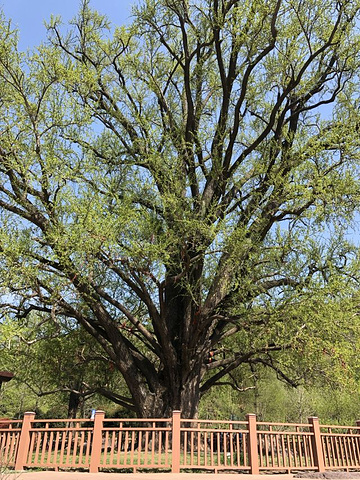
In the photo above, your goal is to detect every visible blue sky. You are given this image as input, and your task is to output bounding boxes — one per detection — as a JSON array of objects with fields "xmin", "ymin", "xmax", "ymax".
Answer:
[{"xmin": 1, "ymin": 0, "xmax": 134, "ymax": 49}]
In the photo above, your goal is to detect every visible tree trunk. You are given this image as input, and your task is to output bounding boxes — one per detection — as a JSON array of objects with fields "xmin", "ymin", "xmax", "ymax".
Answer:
[
  {"xmin": 141, "ymin": 378, "xmax": 201, "ymax": 419},
  {"xmin": 67, "ymin": 390, "xmax": 82, "ymax": 419}
]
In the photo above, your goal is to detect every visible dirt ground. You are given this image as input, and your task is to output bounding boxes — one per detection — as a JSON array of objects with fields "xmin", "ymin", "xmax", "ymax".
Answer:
[
  {"xmin": 4, "ymin": 472, "xmax": 295, "ymax": 480},
  {"xmin": 294, "ymin": 473, "xmax": 360, "ymax": 478},
  {"xmin": 5, "ymin": 470, "xmax": 360, "ymax": 480}
]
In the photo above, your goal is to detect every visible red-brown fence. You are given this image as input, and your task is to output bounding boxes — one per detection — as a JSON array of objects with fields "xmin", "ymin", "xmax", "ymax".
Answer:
[
  {"xmin": 1, "ymin": 411, "xmax": 360, "ymax": 474},
  {"xmin": 0, "ymin": 418, "xmax": 22, "ymax": 468},
  {"xmin": 321, "ymin": 423, "xmax": 360, "ymax": 470}
]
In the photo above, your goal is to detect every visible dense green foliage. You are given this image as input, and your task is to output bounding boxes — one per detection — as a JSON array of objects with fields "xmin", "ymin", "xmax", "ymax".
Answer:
[
  {"xmin": 2, "ymin": 362, "xmax": 360, "ymax": 425},
  {"xmin": 1, "ymin": 0, "xmax": 360, "ymax": 417}
]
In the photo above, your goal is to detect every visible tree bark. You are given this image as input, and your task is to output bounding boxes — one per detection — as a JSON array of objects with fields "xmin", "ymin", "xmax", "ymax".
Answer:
[{"xmin": 67, "ymin": 391, "xmax": 81, "ymax": 419}]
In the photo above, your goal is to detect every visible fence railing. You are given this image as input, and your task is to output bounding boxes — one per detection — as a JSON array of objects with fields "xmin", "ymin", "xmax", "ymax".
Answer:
[
  {"xmin": 179, "ymin": 417, "xmax": 250, "ymax": 472},
  {"xmin": 0, "ymin": 419, "xmax": 22, "ymax": 468},
  {"xmin": 321, "ymin": 423, "xmax": 360, "ymax": 470},
  {"xmin": 1, "ymin": 411, "xmax": 360, "ymax": 474}
]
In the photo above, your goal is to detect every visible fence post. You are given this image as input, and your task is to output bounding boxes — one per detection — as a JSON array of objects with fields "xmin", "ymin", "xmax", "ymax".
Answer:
[
  {"xmin": 172, "ymin": 410, "xmax": 181, "ymax": 473},
  {"xmin": 246, "ymin": 413, "xmax": 259, "ymax": 474},
  {"xmin": 14, "ymin": 411, "xmax": 35, "ymax": 471},
  {"xmin": 308, "ymin": 416, "xmax": 325, "ymax": 472},
  {"xmin": 89, "ymin": 410, "xmax": 105, "ymax": 473}
]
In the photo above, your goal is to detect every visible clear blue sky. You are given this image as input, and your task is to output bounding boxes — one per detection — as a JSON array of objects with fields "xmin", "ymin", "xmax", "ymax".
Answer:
[{"xmin": 1, "ymin": 0, "xmax": 134, "ymax": 49}]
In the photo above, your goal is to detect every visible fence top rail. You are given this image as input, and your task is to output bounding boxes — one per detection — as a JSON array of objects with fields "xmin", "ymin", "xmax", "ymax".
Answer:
[
  {"xmin": 103, "ymin": 418, "xmax": 172, "ymax": 423},
  {"xmin": 103, "ymin": 426, "xmax": 172, "ymax": 432},
  {"xmin": 257, "ymin": 429, "xmax": 314, "ymax": 436},
  {"xmin": 257, "ymin": 421, "xmax": 311, "ymax": 428},
  {"xmin": 181, "ymin": 418, "xmax": 248, "ymax": 426},
  {"xmin": 321, "ymin": 432, "xmax": 360, "ymax": 438},
  {"xmin": 29, "ymin": 426, "xmax": 94, "ymax": 432},
  {"xmin": 0, "ymin": 424, "xmax": 21, "ymax": 433},
  {"xmin": 30, "ymin": 418, "xmax": 92, "ymax": 424},
  {"xmin": 321, "ymin": 424, "xmax": 360, "ymax": 430},
  {"xmin": 0, "ymin": 420, "xmax": 22, "ymax": 427},
  {"xmin": 0, "ymin": 428, "xmax": 22, "ymax": 432},
  {"xmin": 180, "ymin": 426, "xmax": 249, "ymax": 433}
]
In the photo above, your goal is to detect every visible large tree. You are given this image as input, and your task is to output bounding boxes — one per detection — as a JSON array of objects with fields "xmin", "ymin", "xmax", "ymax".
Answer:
[{"xmin": 0, "ymin": 0, "xmax": 360, "ymax": 417}]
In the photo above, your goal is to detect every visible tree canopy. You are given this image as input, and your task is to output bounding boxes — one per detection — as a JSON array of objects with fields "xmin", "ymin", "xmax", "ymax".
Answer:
[{"xmin": 1, "ymin": 0, "xmax": 360, "ymax": 417}]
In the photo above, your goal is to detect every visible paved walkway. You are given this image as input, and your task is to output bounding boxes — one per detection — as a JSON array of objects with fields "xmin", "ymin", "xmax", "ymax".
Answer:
[{"xmin": 3, "ymin": 473, "xmax": 312, "ymax": 480}]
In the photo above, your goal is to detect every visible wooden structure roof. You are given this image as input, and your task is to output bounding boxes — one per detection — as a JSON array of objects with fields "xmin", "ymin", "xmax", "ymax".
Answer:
[{"xmin": 0, "ymin": 371, "xmax": 14, "ymax": 387}]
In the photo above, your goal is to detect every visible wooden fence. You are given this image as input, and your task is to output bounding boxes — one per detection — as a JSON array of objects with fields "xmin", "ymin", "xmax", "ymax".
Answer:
[{"xmin": 1, "ymin": 411, "xmax": 360, "ymax": 474}]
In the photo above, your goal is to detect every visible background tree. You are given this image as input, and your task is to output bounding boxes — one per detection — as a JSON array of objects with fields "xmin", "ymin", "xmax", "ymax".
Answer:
[
  {"xmin": 0, "ymin": 314, "xmax": 131, "ymax": 417},
  {"xmin": 1, "ymin": 0, "xmax": 360, "ymax": 418}
]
